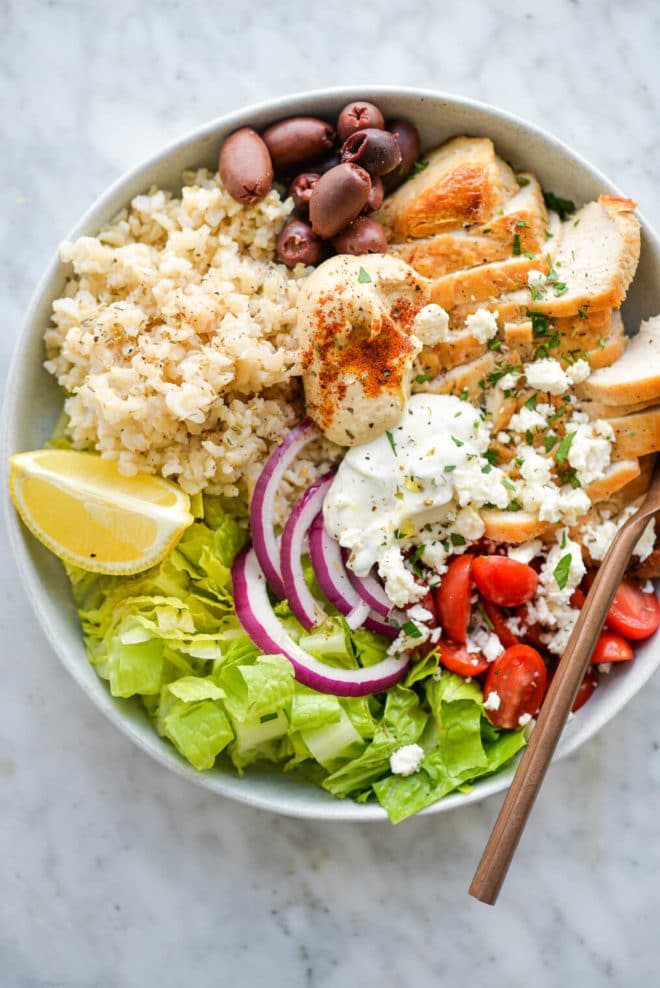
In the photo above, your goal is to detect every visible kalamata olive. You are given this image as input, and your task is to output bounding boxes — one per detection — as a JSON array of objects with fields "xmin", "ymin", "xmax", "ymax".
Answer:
[
  {"xmin": 262, "ymin": 117, "xmax": 335, "ymax": 172},
  {"xmin": 341, "ymin": 128, "xmax": 402, "ymax": 177},
  {"xmin": 363, "ymin": 176, "xmax": 384, "ymax": 213},
  {"xmin": 276, "ymin": 220, "xmax": 324, "ymax": 267},
  {"xmin": 309, "ymin": 163, "xmax": 372, "ymax": 239},
  {"xmin": 289, "ymin": 173, "xmax": 321, "ymax": 217},
  {"xmin": 336, "ymin": 101, "xmax": 385, "ymax": 141},
  {"xmin": 332, "ymin": 216, "xmax": 388, "ymax": 255},
  {"xmin": 219, "ymin": 127, "xmax": 273, "ymax": 205},
  {"xmin": 313, "ymin": 153, "xmax": 342, "ymax": 175},
  {"xmin": 382, "ymin": 118, "xmax": 421, "ymax": 191}
]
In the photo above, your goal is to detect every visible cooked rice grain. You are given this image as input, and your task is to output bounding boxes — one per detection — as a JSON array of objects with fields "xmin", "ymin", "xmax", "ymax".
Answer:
[{"xmin": 44, "ymin": 171, "xmax": 315, "ymax": 502}]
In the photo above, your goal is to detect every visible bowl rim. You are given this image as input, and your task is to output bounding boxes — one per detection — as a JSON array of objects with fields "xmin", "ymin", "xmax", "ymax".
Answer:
[{"xmin": 3, "ymin": 84, "xmax": 659, "ymax": 822}]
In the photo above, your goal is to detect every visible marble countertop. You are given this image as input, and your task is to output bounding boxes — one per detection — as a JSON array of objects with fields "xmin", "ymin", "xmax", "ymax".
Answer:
[{"xmin": 3, "ymin": 1, "xmax": 660, "ymax": 984}]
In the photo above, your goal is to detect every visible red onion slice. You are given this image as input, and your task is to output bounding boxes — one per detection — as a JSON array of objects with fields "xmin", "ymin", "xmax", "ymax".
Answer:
[
  {"xmin": 309, "ymin": 514, "xmax": 399, "ymax": 638},
  {"xmin": 250, "ymin": 419, "xmax": 319, "ymax": 599},
  {"xmin": 232, "ymin": 547, "xmax": 411, "ymax": 697},
  {"xmin": 346, "ymin": 599, "xmax": 370, "ymax": 630},
  {"xmin": 341, "ymin": 548, "xmax": 392, "ymax": 618},
  {"xmin": 280, "ymin": 472, "xmax": 335, "ymax": 630}
]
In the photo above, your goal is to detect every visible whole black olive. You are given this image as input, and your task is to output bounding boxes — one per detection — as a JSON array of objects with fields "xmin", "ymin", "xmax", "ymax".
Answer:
[{"xmin": 341, "ymin": 128, "xmax": 402, "ymax": 177}]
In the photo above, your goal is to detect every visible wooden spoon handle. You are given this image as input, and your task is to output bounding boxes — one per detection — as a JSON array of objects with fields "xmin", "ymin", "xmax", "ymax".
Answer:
[{"xmin": 469, "ymin": 509, "xmax": 652, "ymax": 905}]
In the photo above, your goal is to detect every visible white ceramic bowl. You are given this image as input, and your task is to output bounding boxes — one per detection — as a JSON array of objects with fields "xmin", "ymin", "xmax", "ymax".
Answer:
[{"xmin": 4, "ymin": 87, "xmax": 659, "ymax": 821}]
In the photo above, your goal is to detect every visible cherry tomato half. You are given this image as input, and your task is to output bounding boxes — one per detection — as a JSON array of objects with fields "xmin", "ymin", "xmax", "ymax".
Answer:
[
  {"xmin": 437, "ymin": 639, "xmax": 489, "ymax": 677},
  {"xmin": 483, "ymin": 644, "xmax": 547, "ymax": 729},
  {"xmin": 605, "ymin": 579, "xmax": 660, "ymax": 640},
  {"xmin": 435, "ymin": 555, "xmax": 473, "ymax": 643},
  {"xmin": 418, "ymin": 589, "xmax": 437, "ymax": 627},
  {"xmin": 472, "ymin": 556, "xmax": 539, "ymax": 608},
  {"xmin": 480, "ymin": 598, "xmax": 520, "ymax": 649},
  {"xmin": 590, "ymin": 631, "xmax": 634, "ymax": 664}
]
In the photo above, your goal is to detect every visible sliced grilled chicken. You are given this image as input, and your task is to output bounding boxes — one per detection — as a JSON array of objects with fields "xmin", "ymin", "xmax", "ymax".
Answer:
[
  {"xmin": 578, "ymin": 314, "xmax": 660, "ymax": 405},
  {"xmin": 388, "ymin": 173, "xmax": 548, "ymax": 277},
  {"xmin": 375, "ymin": 137, "xmax": 519, "ymax": 241},
  {"xmin": 415, "ymin": 351, "xmax": 496, "ymax": 399},
  {"xmin": 503, "ymin": 307, "xmax": 613, "ymax": 350},
  {"xmin": 430, "ymin": 254, "xmax": 550, "ymax": 310},
  {"xmin": 607, "ymin": 405, "xmax": 660, "ymax": 459}
]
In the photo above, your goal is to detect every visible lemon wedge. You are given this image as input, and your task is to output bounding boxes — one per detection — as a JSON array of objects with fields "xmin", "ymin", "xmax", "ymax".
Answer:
[{"xmin": 9, "ymin": 449, "xmax": 194, "ymax": 575}]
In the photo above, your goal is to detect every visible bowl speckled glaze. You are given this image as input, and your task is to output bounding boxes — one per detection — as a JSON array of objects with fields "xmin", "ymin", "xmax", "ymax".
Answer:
[{"xmin": 4, "ymin": 87, "xmax": 659, "ymax": 821}]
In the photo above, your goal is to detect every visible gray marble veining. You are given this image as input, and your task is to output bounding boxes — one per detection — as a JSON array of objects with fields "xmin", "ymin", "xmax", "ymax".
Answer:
[{"xmin": 2, "ymin": 0, "xmax": 660, "ymax": 985}]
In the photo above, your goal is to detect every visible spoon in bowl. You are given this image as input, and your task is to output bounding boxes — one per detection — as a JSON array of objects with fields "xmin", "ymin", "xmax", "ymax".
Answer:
[{"xmin": 469, "ymin": 457, "xmax": 660, "ymax": 905}]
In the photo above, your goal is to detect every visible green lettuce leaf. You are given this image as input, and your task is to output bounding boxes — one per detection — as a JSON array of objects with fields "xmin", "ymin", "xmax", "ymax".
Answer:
[{"xmin": 157, "ymin": 676, "xmax": 233, "ymax": 770}]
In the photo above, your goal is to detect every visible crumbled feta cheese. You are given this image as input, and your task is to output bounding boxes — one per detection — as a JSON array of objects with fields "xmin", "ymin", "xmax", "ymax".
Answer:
[
  {"xmin": 508, "ymin": 539, "xmax": 543, "ymax": 565},
  {"xmin": 635, "ymin": 519, "xmax": 656, "ymax": 562},
  {"xmin": 566, "ymin": 359, "xmax": 591, "ymax": 385},
  {"xmin": 413, "ymin": 304, "xmax": 449, "ymax": 344},
  {"xmin": 420, "ymin": 542, "xmax": 449, "ymax": 575},
  {"xmin": 454, "ymin": 506, "xmax": 486, "ymax": 541},
  {"xmin": 599, "ymin": 663, "xmax": 612, "ymax": 675},
  {"xmin": 378, "ymin": 546, "xmax": 425, "ymax": 608},
  {"xmin": 498, "ymin": 372, "xmax": 520, "ymax": 392},
  {"xmin": 508, "ymin": 405, "xmax": 548, "ymax": 434},
  {"xmin": 518, "ymin": 712, "xmax": 532, "ymax": 726},
  {"xmin": 506, "ymin": 614, "xmax": 525, "ymax": 637},
  {"xmin": 407, "ymin": 603, "xmax": 434, "ymax": 624},
  {"xmin": 567, "ymin": 421, "xmax": 614, "ymax": 486},
  {"xmin": 497, "ymin": 431, "xmax": 512, "ymax": 444},
  {"xmin": 453, "ymin": 459, "xmax": 510, "ymax": 509},
  {"xmin": 580, "ymin": 505, "xmax": 655, "ymax": 562},
  {"xmin": 467, "ymin": 626, "xmax": 504, "ymax": 662},
  {"xmin": 525, "ymin": 529, "xmax": 585, "ymax": 654},
  {"xmin": 642, "ymin": 579, "xmax": 655, "ymax": 593},
  {"xmin": 390, "ymin": 743, "xmax": 425, "ymax": 776},
  {"xmin": 519, "ymin": 451, "xmax": 553, "ymax": 486},
  {"xmin": 525, "ymin": 358, "xmax": 570, "ymax": 395},
  {"xmin": 465, "ymin": 307, "xmax": 499, "ymax": 343},
  {"xmin": 483, "ymin": 691, "xmax": 501, "ymax": 711}
]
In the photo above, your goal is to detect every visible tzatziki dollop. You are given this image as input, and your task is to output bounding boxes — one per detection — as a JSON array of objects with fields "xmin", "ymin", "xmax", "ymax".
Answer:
[{"xmin": 323, "ymin": 393, "xmax": 510, "ymax": 607}]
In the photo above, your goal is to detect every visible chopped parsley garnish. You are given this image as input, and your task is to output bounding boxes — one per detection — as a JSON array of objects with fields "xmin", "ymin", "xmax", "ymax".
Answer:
[
  {"xmin": 489, "ymin": 338, "xmax": 503, "ymax": 351},
  {"xmin": 543, "ymin": 190, "xmax": 576, "ymax": 219},
  {"xmin": 444, "ymin": 464, "xmax": 456, "ymax": 472},
  {"xmin": 516, "ymin": 176, "xmax": 531, "ymax": 187},
  {"xmin": 577, "ymin": 306, "xmax": 589, "ymax": 320},
  {"xmin": 477, "ymin": 601, "xmax": 494, "ymax": 629},
  {"xmin": 459, "ymin": 389, "xmax": 469, "ymax": 401},
  {"xmin": 544, "ymin": 432, "xmax": 557, "ymax": 453},
  {"xmin": 482, "ymin": 227, "xmax": 492, "ymax": 234},
  {"xmin": 565, "ymin": 468, "xmax": 582, "ymax": 489},
  {"xmin": 450, "ymin": 533, "xmax": 467, "ymax": 546},
  {"xmin": 547, "ymin": 406, "xmax": 567, "ymax": 424},
  {"xmin": 515, "ymin": 220, "xmax": 529, "ymax": 228},
  {"xmin": 598, "ymin": 337, "xmax": 607, "ymax": 350},
  {"xmin": 482, "ymin": 464, "xmax": 492, "ymax": 474},
  {"xmin": 525, "ymin": 429, "xmax": 534, "ymax": 445},
  {"xmin": 415, "ymin": 372, "xmax": 434, "ymax": 384},
  {"xmin": 414, "ymin": 159, "xmax": 429, "ymax": 172},
  {"xmin": 553, "ymin": 281, "xmax": 568, "ymax": 297},
  {"xmin": 358, "ymin": 266, "xmax": 372, "ymax": 283},
  {"xmin": 528, "ymin": 311, "xmax": 551, "ymax": 336},
  {"xmin": 525, "ymin": 394, "xmax": 537, "ymax": 410},
  {"xmin": 561, "ymin": 530, "xmax": 567, "ymax": 549},
  {"xmin": 386, "ymin": 430, "xmax": 397, "ymax": 456},
  {"xmin": 451, "ymin": 435, "xmax": 464, "ymax": 447},
  {"xmin": 555, "ymin": 431, "xmax": 576, "ymax": 466},
  {"xmin": 553, "ymin": 553, "xmax": 573, "ymax": 590},
  {"xmin": 402, "ymin": 620, "xmax": 423, "ymax": 639},
  {"xmin": 502, "ymin": 478, "xmax": 517, "ymax": 492},
  {"xmin": 484, "ymin": 448, "xmax": 499, "ymax": 465},
  {"xmin": 512, "ymin": 232, "xmax": 521, "ymax": 256},
  {"xmin": 508, "ymin": 499, "xmax": 523, "ymax": 511}
]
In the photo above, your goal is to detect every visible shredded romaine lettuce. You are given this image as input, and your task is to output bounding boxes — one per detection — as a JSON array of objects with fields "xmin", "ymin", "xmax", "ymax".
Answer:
[{"xmin": 66, "ymin": 495, "xmax": 526, "ymax": 823}]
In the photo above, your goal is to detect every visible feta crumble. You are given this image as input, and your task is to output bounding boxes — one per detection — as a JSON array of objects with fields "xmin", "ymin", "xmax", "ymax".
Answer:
[
  {"xmin": 390, "ymin": 743, "xmax": 425, "ymax": 776},
  {"xmin": 465, "ymin": 307, "xmax": 499, "ymax": 343},
  {"xmin": 413, "ymin": 304, "xmax": 449, "ymax": 344},
  {"xmin": 483, "ymin": 691, "xmax": 501, "ymax": 711},
  {"xmin": 525, "ymin": 358, "xmax": 570, "ymax": 395},
  {"xmin": 518, "ymin": 712, "xmax": 533, "ymax": 726}
]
